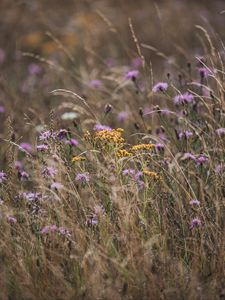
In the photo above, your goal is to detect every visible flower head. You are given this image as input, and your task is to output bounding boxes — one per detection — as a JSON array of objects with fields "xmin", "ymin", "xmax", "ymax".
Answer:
[
  {"xmin": 152, "ymin": 82, "xmax": 168, "ymax": 93},
  {"xmin": 190, "ymin": 218, "xmax": 201, "ymax": 229},
  {"xmin": 190, "ymin": 199, "xmax": 200, "ymax": 206},
  {"xmin": 89, "ymin": 79, "xmax": 102, "ymax": 89},
  {"xmin": 19, "ymin": 143, "xmax": 33, "ymax": 153},
  {"xmin": 0, "ymin": 171, "xmax": 7, "ymax": 183},
  {"xmin": 75, "ymin": 173, "xmax": 90, "ymax": 184},
  {"xmin": 125, "ymin": 70, "xmax": 139, "ymax": 80}
]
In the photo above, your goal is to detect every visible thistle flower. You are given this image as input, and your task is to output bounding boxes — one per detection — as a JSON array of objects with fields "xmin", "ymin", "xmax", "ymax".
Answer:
[
  {"xmin": 178, "ymin": 131, "xmax": 193, "ymax": 140},
  {"xmin": 19, "ymin": 143, "xmax": 33, "ymax": 153},
  {"xmin": 190, "ymin": 199, "xmax": 200, "ymax": 206},
  {"xmin": 173, "ymin": 92, "xmax": 194, "ymax": 105},
  {"xmin": 28, "ymin": 63, "xmax": 42, "ymax": 75},
  {"xmin": 94, "ymin": 124, "xmax": 112, "ymax": 131},
  {"xmin": 216, "ymin": 128, "xmax": 225, "ymax": 136},
  {"xmin": 57, "ymin": 129, "xmax": 68, "ymax": 140},
  {"xmin": 51, "ymin": 182, "xmax": 63, "ymax": 190},
  {"xmin": 65, "ymin": 139, "xmax": 78, "ymax": 147},
  {"xmin": 7, "ymin": 216, "xmax": 17, "ymax": 224},
  {"xmin": 198, "ymin": 67, "xmax": 212, "ymax": 79},
  {"xmin": 42, "ymin": 167, "xmax": 57, "ymax": 178},
  {"xmin": 0, "ymin": 105, "xmax": 5, "ymax": 113},
  {"xmin": 39, "ymin": 130, "xmax": 52, "ymax": 141},
  {"xmin": 22, "ymin": 192, "xmax": 41, "ymax": 202},
  {"xmin": 131, "ymin": 57, "xmax": 142, "ymax": 68},
  {"xmin": 15, "ymin": 161, "xmax": 23, "ymax": 171},
  {"xmin": 190, "ymin": 218, "xmax": 201, "ymax": 229},
  {"xmin": 75, "ymin": 173, "xmax": 90, "ymax": 184},
  {"xmin": 18, "ymin": 171, "xmax": 29, "ymax": 181},
  {"xmin": 104, "ymin": 104, "xmax": 113, "ymax": 114},
  {"xmin": 152, "ymin": 82, "xmax": 168, "ymax": 93},
  {"xmin": 0, "ymin": 171, "xmax": 7, "ymax": 183},
  {"xmin": 215, "ymin": 163, "xmax": 225, "ymax": 174},
  {"xmin": 41, "ymin": 225, "xmax": 58, "ymax": 234},
  {"xmin": 125, "ymin": 70, "xmax": 139, "ymax": 80},
  {"xmin": 117, "ymin": 111, "xmax": 129, "ymax": 122},
  {"xmin": 37, "ymin": 144, "xmax": 48, "ymax": 151},
  {"xmin": 196, "ymin": 155, "xmax": 208, "ymax": 166},
  {"xmin": 122, "ymin": 169, "xmax": 136, "ymax": 176},
  {"xmin": 155, "ymin": 143, "xmax": 164, "ymax": 151},
  {"xmin": 89, "ymin": 79, "xmax": 102, "ymax": 89}
]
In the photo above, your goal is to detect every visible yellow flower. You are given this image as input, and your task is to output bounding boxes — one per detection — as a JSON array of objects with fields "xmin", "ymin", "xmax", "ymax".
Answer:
[
  {"xmin": 72, "ymin": 156, "xmax": 86, "ymax": 163},
  {"xmin": 116, "ymin": 149, "xmax": 132, "ymax": 159},
  {"xmin": 95, "ymin": 128, "xmax": 125, "ymax": 145},
  {"xmin": 143, "ymin": 170, "xmax": 160, "ymax": 180},
  {"xmin": 131, "ymin": 144, "xmax": 154, "ymax": 152}
]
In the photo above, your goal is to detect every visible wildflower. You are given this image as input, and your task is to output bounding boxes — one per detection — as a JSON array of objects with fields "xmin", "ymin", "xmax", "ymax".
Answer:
[
  {"xmin": 143, "ymin": 170, "xmax": 160, "ymax": 180},
  {"xmin": 116, "ymin": 149, "xmax": 132, "ymax": 159},
  {"xmin": 198, "ymin": 67, "xmax": 212, "ymax": 79},
  {"xmin": 39, "ymin": 130, "xmax": 52, "ymax": 141},
  {"xmin": 190, "ymin": 218, "xmax": 201, "ymax": 229},
  {"xmin": 131, "ymin": 57, "xmax": 142, "ymax": 68},
  {"xmin": 152, "ymin": 82, "xmax": 168, "ymax": 93},
  {"xmin": 117, "ymin": 111, "xmax": 129, "ymax": 122},
  {"xmin": 51, "ymin": 182, "xmax": 63, "ymax": 190},
  {"xmin": 7, "ymin": 216, "xmax": 17, "ymax": 224},
  {"xmin": 155, "ymin": 143, "xmax": 164, "ymax": 151},
  {"xmin": 65, "ymin": 139, "xmax": 78, "ymax": 147},
  {"xmin": 18, "ymin": 171, "xmax": 29, "ymax": 181},
  {"xmin": 37, "ymin": 144, "xmax": 48, "ymax": 151},
  {"xmin": 134, "ymin": 171, "xmax": 143, "ymax": 181},
  {"xmin": 75, "ymin": 173, "xmax": 90, "ymax": 184},
  {"xmin": 42, "ymin": 167, "xmax": 57, "ymax": 178},
  {"xmin": 71, "ymin": 156, "xmax": 86, "ymax": 163},
  {"xmin": 173, "ymin": 92, "xmax": 194, "ymax": 105},
  {"xmin": 28, "ymin": 63, "xmax": 42, "ymax": 75},
  {"xmin": 0, "ymin": 171, "xmax": 7, "ymax": 183},
  {"xmin": 95, "ymin": 128, "xmax": 124, "ymax": 145},
  {"xmin": 41, "ymin": 225, "xmax": 58, "ymax": 234},
  {"xmin": 23, "ymin": 192, "xmax": 41, "ymax": 202},
  {"xmin": 215, "ymin": 163, "xmax": 225, "ymax": 174},
  {"xmin": 104, "ymin": 103, "xmax": 113, "ymax": 114},
  {"xmin": 190, "ymin": 199, "xmax": 200, "ymax": 206},
  {"xmin": 57, "ymin": 129, "xmax": 68, "ymax": 140},
  {"xmin": 15, "ymin": 161, "xmax": 23, "ymax": 171},
  {"xmin": 19, "ymin": 142, "xmax": 33, "ymax": 153},
  {"xmin": 131, "ymin": 143, "xmax": 154, "ymax": 152},
  {"xmin": 89, "ymin": 79, "xmax": 102, "ymax": 89},
  {"xmin": 137, "ymin": 180, "xmax": 145, "ymax": 191},
  {"xmin": 125, "ymin": 70, "xmax": 139, "ymax": 80},
  {"xmin": 181, "ymin": 153, "xmax": 196, "ymax": 161},
  {"xmin": 178, "ymin": 130, "xmax": 193, "ymax": 140},
  {"xmin": 122, "ymin": 169, "xmax": 136, "ymax": 176},
  {"xmin": 216, "ymin": 128, "xmax": 225, "ymax": 136},
  {"xmin": 58, "ymin": 227, "xmax": 71, "ymax": 237},
  {"xmin": 94, "ymin": 124, "xmax": 112, "ymax": 131},
  {"xmin": 0, "ymin": 105, "xmax": 5, "ymax": 113},
  {"xmin": 61, "ymin": 112, "xmax": 78, "ymax": 120},
  {"xmin": 196, "ymin": 155, "xmax": 208, "ymax": 166}
]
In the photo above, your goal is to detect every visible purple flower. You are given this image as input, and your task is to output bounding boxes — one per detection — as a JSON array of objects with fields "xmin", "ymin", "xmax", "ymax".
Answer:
[
  {"xmin": 0, "ymin": 106, "xmax": 5, "ymax": 113},
  {"xmin": 28, "ymin": 63, "xmax": 42, "ymax": 75},
  {"xmin": 190, "ymin": 218, "xmax": 201, "ymax": 229},
  {"xmin": 41, "ymin": 225, "xmax": 58, "ymax": 234},
  {"xmin": 196, "ymin": 155, "xmax": 208, "ymax": 166},
  {"xmin": 152, "ymin": 82, "xmax": 168, "ymax": 93},
  {"xmin": 39, "ymin": 130, "xmax": 52, "ymax": 141},
  {"xmin": 57, "ymin": 129, "xmax": 68, "ymax": 140},
  {"xmin": 131, "ymin": 57, "xmax": 142, "ymax": 68},
  {"xmin": 190, "ymin": 199, "xmax": 200, "ymax": 206},
  {"xmin": 134, "ymin": 171, "xmax": 143, "ymax": 181},
  {"xmin": 181, "ymin": 153, "xmax": 196, "ymax": 161},
  {"xmin": 23, "ymin": 192, "xmax": 41, "ymax": 202},
  {"xmin": 178, "ymin": 131, "xmax": 193, "ymax": 140},
  {"xmin": 19, "ymin": 143, "xmax": 33, "ymax": 153},
  {"xmin": 155, "ymin": 143, "xmax": 164, "ymax": 151},
  {"xmin": 93, "ymin": 124, "xmax": 112, "ymax": 131},
  {"xmin": 216, "ymin": 128, "xmax": 225, "ymax": 136},
  {"xmin": 0, "ymin": 171, "xmax": 7, "ymax": 183},
  {"xmin": 117, "ymin": 111, "xmax": 129, "ymax": 122},
  {"xmin": 173, "ymin": 93, "xmax": 194, "ymax": 105},
  {"xmin": 37, "ymin": 144, "xmax": 48, "ymax": 151},
  {"xmin": 122, "ymin": 169, "xmax": 136, "ymax": 176},
  {"xmin": 125, "ymin": 70, "xmax": 139, "ymax": 80},
  {"xmin": 51, "ymin": 182, "xmax": 63, "ymax": 190},
  {"xmin": 7, "ymin": 216, "xmax": 17, "ymax": 224},
  {"xmin": 215, "ymin": 163, "xmax": 225, "ymax": 175},
  {"xmin": 42, "ymin": 167, "xmax": 57, "ymax": 178},
  {"xmin": 137, "ymin": 180, "xmax": 145, "ymax": 191},
  {"xmin": 89, "ymin": 79, "xmax": 102, "ymax": 89},
  {"xmin": 19, "ymin": 171, "xmax": 29, "ymax": 181},
  {"xmin": 198, "ymin": 67, "xmax": 212, "ymax": 79},
  {"xmin": 75, "ymin": 173, "xmax": 90, "ymax": 184},
  {"xmin": 15, "ymin": 161, "xmax": 23, "ymax": 171},
  {"xmin": 65, "ymin": 139, "xmax": 78, "ymax": 147},
  {"xmin": 58, "ymin": 227, "xmax": 71, "ymax": 237}
]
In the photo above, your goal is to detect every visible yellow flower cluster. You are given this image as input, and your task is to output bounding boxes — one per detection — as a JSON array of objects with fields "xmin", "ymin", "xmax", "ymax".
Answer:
[
  {"xmin": 72, "ymin": 156, "xmax": 86, "ymax": 162},
  {"xmin": 131, "ymin": 144, "xmax": 154, "ymax": 152},
  {"xmin": 116, "ymin": 149, "xmax": 132, "ymax": 159},
  {"xmin": 95, "ymin": 128, "xmax": 125, "ymax": 145},
  {"xmin": 143, "ymin": 170, "xmax": 160, "ymax": 180}
]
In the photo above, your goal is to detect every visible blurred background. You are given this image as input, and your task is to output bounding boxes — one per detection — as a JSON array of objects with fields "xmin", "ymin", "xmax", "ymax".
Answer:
[{"xmin": 0, "ymin": 0, "xmax": 225, "ymax": 139}]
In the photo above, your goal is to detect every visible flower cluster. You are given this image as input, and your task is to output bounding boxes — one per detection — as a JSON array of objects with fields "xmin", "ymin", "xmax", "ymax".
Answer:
[{"xmin": 94, "ymin": 128, "xmax": 125, "ymax": 145}]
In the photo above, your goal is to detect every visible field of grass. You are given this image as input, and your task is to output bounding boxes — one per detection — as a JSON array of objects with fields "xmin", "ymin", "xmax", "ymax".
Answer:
[{"xmin": 0, "ymin": 1, "xmax": 225, "ymax": 299}]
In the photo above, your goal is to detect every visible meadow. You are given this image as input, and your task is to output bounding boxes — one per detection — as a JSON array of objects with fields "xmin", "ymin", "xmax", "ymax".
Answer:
[{"xmin": 0, "ymin": 0, "xmax": 225, "ymax": 299}]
